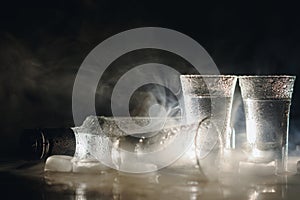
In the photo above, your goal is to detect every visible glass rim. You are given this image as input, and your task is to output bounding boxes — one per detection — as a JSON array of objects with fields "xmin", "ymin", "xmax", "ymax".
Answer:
[
  {"xmin": 239, "ymin": 75, "xmax": 296, "ymax": 79},
  {"xmin": 180, "ymin": 74, "xmax": 238, "ymax": 78}
]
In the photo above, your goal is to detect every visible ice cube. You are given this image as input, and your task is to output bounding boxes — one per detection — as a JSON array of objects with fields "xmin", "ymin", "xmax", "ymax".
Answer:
[
  {"xmin": 44, "ymin": 155, "xmax": 73, "ymax": 172},
  {"xmin": 287, "ymin": 156, "xmax": 300, "ymax": 173},
  {"xmin": 72, "ymin": 159, "xmax": 109, "ymax": 173},
  {"xmin": 297, "ymin": 160, "xmax": 300, "ymax": 174},
  {"xmin": 239, "ymin": 161, "xmax": 275, "ymax": 176}
]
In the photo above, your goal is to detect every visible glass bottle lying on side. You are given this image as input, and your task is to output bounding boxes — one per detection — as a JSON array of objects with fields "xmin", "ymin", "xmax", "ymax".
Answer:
[{"xmin": 21, "ymin": 116, "xmax": 217, "ymax": 175}]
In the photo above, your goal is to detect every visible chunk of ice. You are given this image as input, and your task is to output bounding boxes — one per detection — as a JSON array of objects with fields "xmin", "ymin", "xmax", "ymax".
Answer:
[
  {"xmin": 44, "ymin": 155, "xmax": 73, "ymax": 172},
  {"xmin": 72, "ymin": 159, "xmax": 109, "ymax": 173},
  {"xmin": 239, "ymin": 161, "xmax": 275, "ymax": 176},
  {"xmin": 287, "ymin": 156, "xmax": 300, "ymax": 173},
  {"xmin": 297, "ymin": 160, "xmax": 300, "ymax": 174}
]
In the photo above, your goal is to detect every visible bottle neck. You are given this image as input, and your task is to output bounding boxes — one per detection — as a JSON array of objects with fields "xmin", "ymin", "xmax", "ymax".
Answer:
[{"xmin": 20, "ymin": 128, "xmax": 76, "ymax": 160}]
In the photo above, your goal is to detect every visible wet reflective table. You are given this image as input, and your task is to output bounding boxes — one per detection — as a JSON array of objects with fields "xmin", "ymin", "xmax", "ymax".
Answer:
[{"xmin": 1, "ymin": 160, "xmax": 300, "ymax": 200}]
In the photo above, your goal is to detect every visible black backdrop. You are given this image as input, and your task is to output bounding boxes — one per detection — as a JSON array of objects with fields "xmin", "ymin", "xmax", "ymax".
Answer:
[{"xmin": 1, "ymin": 0, "xmax": 300, "ymax": 159}]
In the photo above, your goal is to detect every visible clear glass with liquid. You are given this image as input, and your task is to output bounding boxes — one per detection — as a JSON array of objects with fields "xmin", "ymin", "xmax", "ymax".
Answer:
[
  {"xmin": 239, "ymin": 75, "xmax": 296, "ymax": 174},
  {"xmin": 180, "ymin": 75, "xmax": 237, "ymax": 179}
]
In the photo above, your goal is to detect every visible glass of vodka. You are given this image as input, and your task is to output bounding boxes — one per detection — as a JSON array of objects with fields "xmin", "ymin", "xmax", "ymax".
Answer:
[
  {"xmin": 239, "ymin": 75, "xmax": 296, "ymax": 174},
  {"xmin": 180, "ymin": 75, "xmax": 237, "ymax": 179}
]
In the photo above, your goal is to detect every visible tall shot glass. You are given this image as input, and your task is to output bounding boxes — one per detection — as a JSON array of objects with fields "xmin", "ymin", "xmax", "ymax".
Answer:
[
  {"xmin": 239, "ymin": 75, "xmax": 296, "ymax": 174},
  {"xmin": 180, "ymin": 75, "xmax": 237, "ymax": 179}
]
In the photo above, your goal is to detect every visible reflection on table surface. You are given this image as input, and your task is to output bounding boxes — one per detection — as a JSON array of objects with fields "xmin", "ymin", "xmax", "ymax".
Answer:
[{"xmin": 1, "ymin": 161, "xmax": 300, "ymax": 200}]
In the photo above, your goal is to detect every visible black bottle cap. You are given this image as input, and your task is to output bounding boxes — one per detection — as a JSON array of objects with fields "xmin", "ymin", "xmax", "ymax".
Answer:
[{"xmin": 20, "ymin": 128, "xmax": 76, "ymax": 160}]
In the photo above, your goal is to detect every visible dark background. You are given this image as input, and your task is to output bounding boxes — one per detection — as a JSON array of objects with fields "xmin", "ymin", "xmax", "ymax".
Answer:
[{"xmin": 1, "ymin": 0, "xmax": 300, "ymax": 159}]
